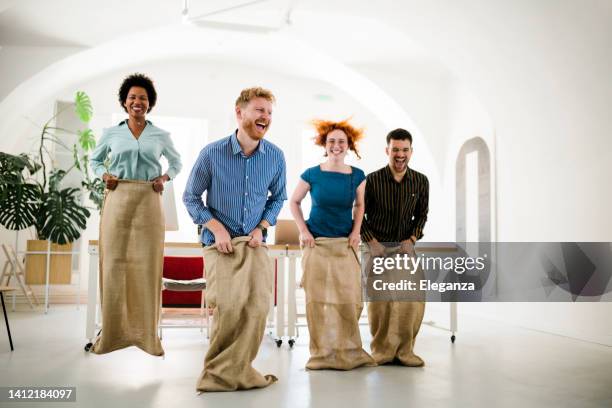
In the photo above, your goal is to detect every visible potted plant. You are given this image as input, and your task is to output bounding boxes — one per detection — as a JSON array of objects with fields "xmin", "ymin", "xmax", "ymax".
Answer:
[{"xmin": 0, "ymin": 91, "xmax": 105, "ymax": 284}]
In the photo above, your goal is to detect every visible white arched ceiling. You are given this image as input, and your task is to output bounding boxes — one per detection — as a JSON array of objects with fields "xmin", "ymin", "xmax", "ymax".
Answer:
[{"xmin": 0, "ymin": 23, "xmax": 440, "ymax": 178}]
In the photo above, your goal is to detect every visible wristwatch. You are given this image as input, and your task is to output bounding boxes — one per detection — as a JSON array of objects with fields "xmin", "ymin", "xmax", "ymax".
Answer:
[{"xmin": 256, "ymin": 223, "xmax": 267, "ymax": 234}]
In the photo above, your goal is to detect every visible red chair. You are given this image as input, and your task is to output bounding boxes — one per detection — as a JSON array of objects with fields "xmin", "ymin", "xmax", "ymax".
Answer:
[
  {"xmin": 162, "ymin": 257, "xmax": 204, "ymax": 307},
  {"xmin": 160, "ymin": 257, "xmax": 208, "ymax": 339}
]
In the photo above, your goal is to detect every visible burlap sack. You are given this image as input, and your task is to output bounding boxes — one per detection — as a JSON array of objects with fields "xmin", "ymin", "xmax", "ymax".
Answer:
[
  {"xmin": 197, "ymin": 237, "xmax": 277, "ymax": 392},
  {"xmin": 367, "ymin": 245, "xmax": 425, "ymax": 366},
  {"xmin": 301, "ymin": 237, "xmax": 375, "ymax": 370},
  {"xmin": 92, "ymin": 180, "xmax": 165, "ymax": 356}
]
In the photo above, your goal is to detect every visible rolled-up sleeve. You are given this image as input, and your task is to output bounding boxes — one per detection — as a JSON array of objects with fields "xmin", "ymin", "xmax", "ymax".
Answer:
[
  {"xmin": 90, "ymin": 129, "xmax": 111, "ymax": 179},
  {"xmin": 182, "ymin": 148, "xmax": 214, "ymax": 225},
  {"xmin": 163, "ymin": 133, "xmax": 182, "ymax": 179},
  {"xmin": 261, "ymin": 152, "xmax": 287, "ymax": 226}
]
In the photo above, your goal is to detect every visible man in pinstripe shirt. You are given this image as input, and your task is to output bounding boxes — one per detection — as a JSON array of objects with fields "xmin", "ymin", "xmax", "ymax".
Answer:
[
  {"xmin": 183, "ymin": 87, "xmax": 287, "ymax": 251},
  {"xmin": 361, "ymin": 128, "xmax": 429, "ymax": 367},
  {"xmin": 361, "ymin": 128, "xmax": 429, "ymax": 255}
]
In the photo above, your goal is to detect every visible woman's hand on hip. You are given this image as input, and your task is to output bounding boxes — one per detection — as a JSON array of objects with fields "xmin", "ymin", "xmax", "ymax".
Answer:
[
  {"xmin": 102, "ymin": 173, "xmax": 118, "ymax": 190},
  {"xmin": 151, "ymin": 174, "xmax": 169, "ymax": 193}
]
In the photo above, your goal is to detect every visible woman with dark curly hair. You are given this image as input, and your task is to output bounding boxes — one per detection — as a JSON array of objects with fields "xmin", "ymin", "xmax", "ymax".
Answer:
[
  {"xmin": 89, "ymin": 73, "xmax": 182, "ymax": 356},
  {"xmin": 289, "ymin": 119, "xmax": 375, "ymax": 370},
  {"xmin": 92, "ymin": 73, "xmax": 181, "ymax": 191}
]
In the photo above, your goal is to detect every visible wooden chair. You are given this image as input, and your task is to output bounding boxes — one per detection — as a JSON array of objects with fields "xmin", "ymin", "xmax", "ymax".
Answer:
[
  {"xmin": 159, "ymin": 256, "xmax": 209, "ymax": 340},
  {"xmin": 1, "ymin": 244, "xmax": 39, "ymax": 309}
]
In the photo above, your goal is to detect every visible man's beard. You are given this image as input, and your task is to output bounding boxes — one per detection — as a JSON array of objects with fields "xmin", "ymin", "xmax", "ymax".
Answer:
[{"xmin": 243, "ymin": 119, "xmax": 266, "ymax": 140}]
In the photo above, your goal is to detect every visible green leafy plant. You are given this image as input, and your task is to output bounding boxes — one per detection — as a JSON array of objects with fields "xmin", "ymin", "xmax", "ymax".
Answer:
[
  {"xmin": 36, "ymin": 170, "xmax": 90, "ymax": 244},
  {"xmin": 0, "ymin": 91, "xmax": 104, "ymax": 245},
  {"xmin": 0, "ymin": 153, "xmax": 41, "ymax": 231}
]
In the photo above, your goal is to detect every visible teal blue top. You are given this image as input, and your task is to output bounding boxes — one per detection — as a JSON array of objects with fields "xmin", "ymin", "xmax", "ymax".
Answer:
[
  {"xmin": 301, "ymin": 165, "xmax": 366, "ymax": 238},
  {"xmin": 90, "ymin": 120, "xmax": 182, "ymax": 181}
]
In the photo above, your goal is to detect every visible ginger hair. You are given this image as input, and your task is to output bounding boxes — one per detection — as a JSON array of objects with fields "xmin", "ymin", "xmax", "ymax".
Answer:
[
  {"xmin": 235, "ymin": 86, "xmax": 276, "ymax": 107},
  {"xmin": 312, "ymin": 118, "xmax": 364, "ymax": 159}
]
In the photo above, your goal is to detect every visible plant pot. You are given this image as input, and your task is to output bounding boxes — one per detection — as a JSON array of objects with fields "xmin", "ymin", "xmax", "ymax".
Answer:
[{"xmin": 25, "ymin": 240, "xmax": 72, "ymax": 285}]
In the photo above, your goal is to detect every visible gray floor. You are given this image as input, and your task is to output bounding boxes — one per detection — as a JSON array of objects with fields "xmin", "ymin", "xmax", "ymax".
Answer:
[{"xmin": 1, "ymin": 305, "xmax": 611, "ymax": 408}]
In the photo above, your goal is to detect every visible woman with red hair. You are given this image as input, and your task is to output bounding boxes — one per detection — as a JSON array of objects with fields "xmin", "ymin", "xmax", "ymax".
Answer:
[{"xmin": 290, "ymin": 119, "xmax": 374, "ymax": 370}]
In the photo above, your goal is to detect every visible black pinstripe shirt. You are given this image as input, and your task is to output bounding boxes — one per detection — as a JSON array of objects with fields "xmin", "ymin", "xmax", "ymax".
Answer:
[{"xmin": 361, "ymin": 165, "xmax": 429, "ymax": 242}]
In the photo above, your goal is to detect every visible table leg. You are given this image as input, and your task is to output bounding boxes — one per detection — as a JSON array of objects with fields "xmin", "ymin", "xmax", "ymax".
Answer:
[
  {"xmin": 276, "ymin": 256, "xmax": 285, "ymax": 341},
  {"xmin": 287, "ymin": 254, "xmax": 296, "ymax": 339}
]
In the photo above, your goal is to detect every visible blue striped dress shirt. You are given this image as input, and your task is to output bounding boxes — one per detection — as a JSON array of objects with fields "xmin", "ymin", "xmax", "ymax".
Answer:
[{"xmin": 183, "ymin": 131, "xmax": 287, "ymax": 245}]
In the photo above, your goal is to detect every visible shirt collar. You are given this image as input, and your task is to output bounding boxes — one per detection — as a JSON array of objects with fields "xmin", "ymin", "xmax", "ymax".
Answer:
[
  {"xmin": 118, "ymin": 119, "xmax": 153, "ymax": 126},
  {"xmin": 385, "ymin": 165, "xmax": 412, "ymax": 183},
  {"xmin": 230, "ymin": 130, "xmax": 266, "ymax": 156}
]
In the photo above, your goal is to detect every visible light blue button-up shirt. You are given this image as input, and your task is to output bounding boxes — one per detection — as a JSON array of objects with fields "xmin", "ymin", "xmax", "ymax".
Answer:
[
  {"xmin": 182, "ymin": 131, "xmax": 287, "ymax": 245},
  {"xmin": 90, "ymin": 120, "xmax": 182, "ymax": 181}
]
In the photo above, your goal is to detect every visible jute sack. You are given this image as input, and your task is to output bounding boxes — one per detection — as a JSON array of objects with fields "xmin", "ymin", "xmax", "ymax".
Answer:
[
  {"xmin": 92, "ymin": 180, "xmax": 165, "ymax": 356},
  {"xmin": 197, "ymin": 237, "xmax": 277, "ymax": 392},
  {"xmin": 301, "ymin": 237, "xmax": 375, "ymax": 370},
  {"xmin": 367, "ymin": 245, "xmax": 425, "ymax": 366}
]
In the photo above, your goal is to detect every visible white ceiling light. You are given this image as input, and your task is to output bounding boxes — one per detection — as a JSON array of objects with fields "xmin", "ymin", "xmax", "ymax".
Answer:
[{"xmin": 181, "ymin": 0, "xmax": 295, "ymax": 33}]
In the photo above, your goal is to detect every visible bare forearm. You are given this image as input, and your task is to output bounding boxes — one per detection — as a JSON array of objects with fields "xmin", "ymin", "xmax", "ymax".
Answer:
[
  {"xmin": 352, "ymin": 203, "xmax": 365, "ymax": 234},
  {"xmin": 289, "ymin": 201, "xmax": 309, "ymax": 233}
]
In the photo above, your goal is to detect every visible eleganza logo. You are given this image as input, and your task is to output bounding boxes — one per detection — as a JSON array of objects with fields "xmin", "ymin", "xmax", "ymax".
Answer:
[{"xmin": 360, "ymin": 242, "xmax": 612, "ymax": 302}]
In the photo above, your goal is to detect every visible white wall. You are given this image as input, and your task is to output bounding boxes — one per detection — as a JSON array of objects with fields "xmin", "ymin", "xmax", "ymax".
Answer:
[
  {"xmin": 375, "ymin": 0, "xmax": 612, "ymax": 242},
  {"xmin": 0, "ymin": 46, "xmax": 83, "ymax": 101}
]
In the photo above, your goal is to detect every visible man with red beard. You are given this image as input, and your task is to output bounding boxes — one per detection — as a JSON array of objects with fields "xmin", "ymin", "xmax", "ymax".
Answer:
[
  {"xmin": 183, "ymin": 87, "xmax": 286, "ymax": 392},
  {"xmin": 361, "ymin": 128, "xmax": 429, "ymax": 366}
]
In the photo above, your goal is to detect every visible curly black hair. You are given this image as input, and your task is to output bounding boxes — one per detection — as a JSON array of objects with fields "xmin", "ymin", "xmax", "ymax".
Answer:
[{"xmin": 117, "ymin": 73, "xmax": 157, "ymax": 113}]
